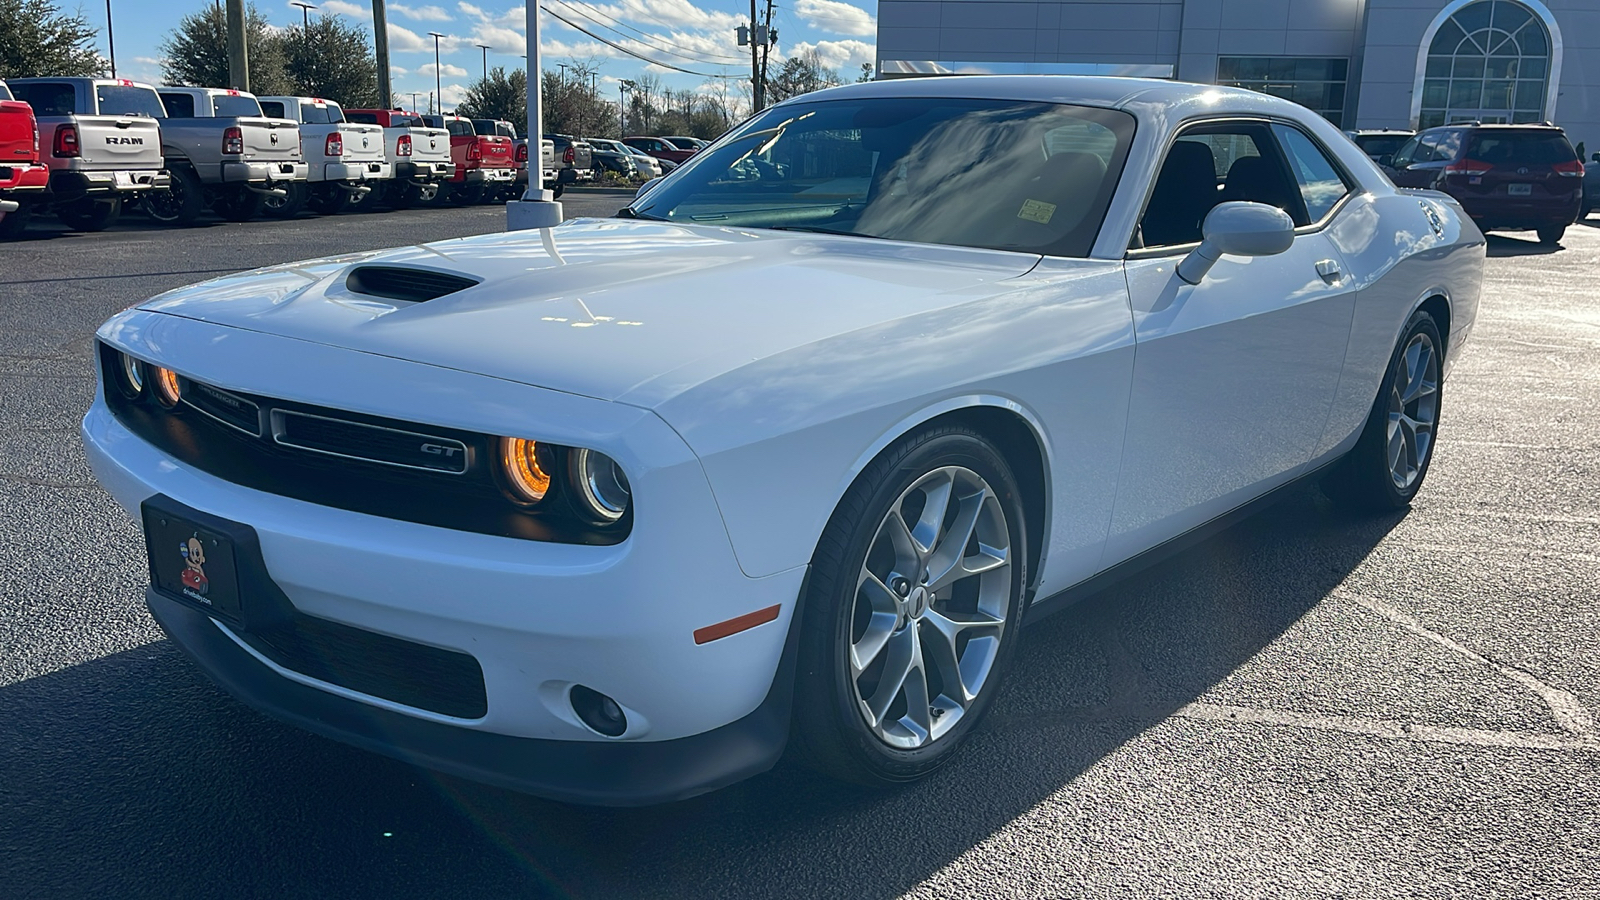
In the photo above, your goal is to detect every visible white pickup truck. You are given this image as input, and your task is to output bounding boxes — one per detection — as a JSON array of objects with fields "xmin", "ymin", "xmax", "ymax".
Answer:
[
  {"xmin": 151, "ymin": 87, "xmax": 307, "ymax": 224},
  {"xmin": 259, "ymin": 96, "xmax": 390, "ymax": 216},
  {"xmin": 343, "ymin": 107, "xmax": 454, "ymax": 208},
  {"xmin": 5, "ymin": 77, "xmax": 170, "ymax": 231}
]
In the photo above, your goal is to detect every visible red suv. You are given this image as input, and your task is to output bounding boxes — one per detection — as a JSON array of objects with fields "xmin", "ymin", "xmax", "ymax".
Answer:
[{"xmin": 1382, "ymin": 123, "xmax": 1583, "ymax": 245}]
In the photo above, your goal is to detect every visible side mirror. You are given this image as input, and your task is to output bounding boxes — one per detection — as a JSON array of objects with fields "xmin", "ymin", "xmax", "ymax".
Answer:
[
  {"xmin": 636, "ymin": 176, "xmax": 662, "ymax": 198},
  {"xmin": 1177, "ymin": 201, "xmax": 1296, "ymax": 285}
]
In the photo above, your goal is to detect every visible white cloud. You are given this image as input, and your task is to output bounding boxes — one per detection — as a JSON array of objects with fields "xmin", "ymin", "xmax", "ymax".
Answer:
[
  {"xmin": 389, "ymin": 21, "xmax": 462, "ymax": 53},
  {"xmin": 794, "ymin": 0, "xmax": 874, "ymax": 37},
  {"xmin": 390, "ymin": 64, "xmax": 409, "ymax": 76},
  {"xmin": 419, "ymin": 62, "xmax": 470, "ymax": 77},
  {"xmin": 317, "ymin": 0, "xmax": 372, "ymax": 20},
  {"xmin": 391, "ymin": 3, "xmax": 453, "ymax": 22},
  {"xmin": 439, "ymin": 82, "xmax": 470, "ymax": 106},
  {"xmin": 791, "ymin": 39, "xmax": 874, "ymax": 75}
]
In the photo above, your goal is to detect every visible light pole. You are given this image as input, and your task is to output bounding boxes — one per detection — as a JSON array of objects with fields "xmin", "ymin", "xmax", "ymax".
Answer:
[
  {"xmin": 506, "ymin": 0, "xmax": 562, "ymax": 229},
  {"xmin": 619, "ymin": 80, "xmax": 634, "ymax": 135},
  {"xmin": 291, "ymin": 1, "xmax": 316, "ymax": 29},
  {"xmin": 476, "ymin": 44, "xmax": 491, "ymax": 82},
  {"xmin": 409, "ymin": 91, "xmax": 418, "ymax": 112},
  {"xmin": 105, "ymin": 0, "xmax": 116, "ymax": 77},
  {"xmin": 428, "ymin": 32, "xmax": 446, "ymax": 113}
]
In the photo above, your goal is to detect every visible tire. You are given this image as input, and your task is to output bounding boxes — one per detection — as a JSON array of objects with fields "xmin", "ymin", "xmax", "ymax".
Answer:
[
  {"xmin": 388, "ymin": 182, "xmax": 436, "ymax": 209},
  {"xmin": 448, "ymin": 182, "xmax": 485, "ymax": 205},
  {"xmin": 57, "ymin": 197, "xmax": 121, "ymax": 232},
  {"xmin": 1322, "ymin": 309, "xmax": 1444, "ymax": 511},
  {"xmin": 143, "ymin": 167, "xmax": 204, "ymax": 226},
  {"xmin": 344, "ymin": 182, "xmax": 380, "ymax": 213},
  {"xmin": 550, "ymin": 182, "xmax": 564, "ymax": 199},
  {"xmin": 307, "ymin": 186, "xmax": 353, "ymax": 215},
  {"xmin": 1537, "ymin": 224, "xmax": 1565, "ymax": 245},
  {"xmin": 212, "ymin": 188, "xmax": 264, "ymax": 222},
  {"xmin": 790, "ymin": 425, "xmax": 1029, "ymax": 787},
  {"xmin": 261, "ymin": 182, "xmax": 308, "ymax": 219},
  {"xmin": 0, "ymin": 202, "xmax": 32, "ymax": 239}
]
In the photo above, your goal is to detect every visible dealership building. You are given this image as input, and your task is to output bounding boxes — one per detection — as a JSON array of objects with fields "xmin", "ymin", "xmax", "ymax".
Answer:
[{"xmin": 875, "ymin": 0, "xmax": 1600, "ymax": 149}]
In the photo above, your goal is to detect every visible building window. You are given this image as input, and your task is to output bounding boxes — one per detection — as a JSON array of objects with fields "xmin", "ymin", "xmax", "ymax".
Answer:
[
  {"xmin": 1217, "ymin": 57, "xmax": 1348, "ymax": 127},
  {"xmin": 1417, "ymin": 0, "xmax": 1552, "ymax": 128}
]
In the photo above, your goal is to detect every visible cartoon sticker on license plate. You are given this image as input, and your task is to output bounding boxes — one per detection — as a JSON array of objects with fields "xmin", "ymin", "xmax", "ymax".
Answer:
[{"xmin": 179, "ymin": 534, "xmax": 212, "ymax": 603}]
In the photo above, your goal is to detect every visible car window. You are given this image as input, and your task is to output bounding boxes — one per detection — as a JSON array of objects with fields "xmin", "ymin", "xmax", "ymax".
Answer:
[
  {"xmin": 213, "ymin": 94, "xmax": 263, "ymax": 117},
  {"xmin": 1390, "ymin": 135, "xmax": 1421, "ymax": 168},
  {"xmin": 1356, "ymin": 135, "xmax": 1409, "ymax": 158},
  {"xmin": 300, "ymin": 102, "xmax": 342, "ymax": 124},
  {"xmin": 346, "ymin": 111, "xmax": 379, "ymax": 125},
  {"xmin": 95, "ymin": 85, "xmax": 166, "ymax": 118},
  {"xmin": 1466, "ymin": 131, "xmax": 1576, "ymax": 165},
  {"xmin": 1139, "ymin": 123, "xmax": 1306, "ymax": 247},
  {"xmin": 260, "ymin": 100, "xmax": 286, "ymax": 118},
  {"xmin": 160, "ymin": 92, "xmax": 196, "ymax": 118},
  {"xmin": 1272, "ymin": 124, "xmax": 1350, "ymax": 223},
  {"xmin": 0, "ymin": 82, "xmax": 11, "ymax": 102},
  {"xmin": 10, "ymin": 82, "xmax": 75, "ymax": 116},
  {"xmin": 634, "ymin": 98, "xmax": 1136, "ymax": 258},
  {"xmin": 391, "ymin": 114, "xmax": 423, "ymax": 127},
  {"xmin": 445, "ymin": 120, "xmax": 474, "ymax": 137}
]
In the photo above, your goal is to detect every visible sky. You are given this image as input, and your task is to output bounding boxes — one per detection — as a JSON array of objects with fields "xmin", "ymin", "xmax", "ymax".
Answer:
[{"xmin": 93, "ymin": 0, "xmax": 878, "ymax": 112}]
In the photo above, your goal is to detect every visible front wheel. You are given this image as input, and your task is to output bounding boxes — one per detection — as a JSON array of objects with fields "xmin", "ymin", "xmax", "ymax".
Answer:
[
  {"xmin": 1323, "ymin": 309, "xmax": 1444, "ymax": 511},
  {"xmin": 57, "ymin": 197, "xmax": 121, "ymax": 232},
  {"xmin": 791, "ymin": 426, "xmax": 1027, "ymax": 786},
  {"xmin": 1537, "ymin": 224, "xmax": 1565, "ymax": 245}
]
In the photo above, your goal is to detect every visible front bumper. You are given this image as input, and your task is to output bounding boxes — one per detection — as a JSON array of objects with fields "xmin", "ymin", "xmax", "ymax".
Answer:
[
  {"xmin": 84, "ymin": 311, "xmax": 803, "ymax": 802},
  {"xmin": 321, "ymin": 160, "xmax": 393, "ymax": 183},
  {"xmin": 396, "ymin": 160, "xmax": 454, "ymax": 181},
  {"xmin": 223, "ymin": 160, "xmax": 309, "ymax": 184}
]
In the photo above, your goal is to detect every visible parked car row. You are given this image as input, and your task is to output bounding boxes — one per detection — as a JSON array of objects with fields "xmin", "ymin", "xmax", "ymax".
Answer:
[
  {"xmin": 0, "ymin": 76, "xmax": 697, "ymax": 237},
  {"xmin": 1347, "ymin": 122, "xmax": 1590, "ymax": 244}
]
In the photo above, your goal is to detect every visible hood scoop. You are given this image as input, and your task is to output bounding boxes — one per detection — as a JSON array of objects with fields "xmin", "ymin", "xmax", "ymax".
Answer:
[{"xmin": 344, "ymin": 266, "xmax": 481, "ymax": 303}]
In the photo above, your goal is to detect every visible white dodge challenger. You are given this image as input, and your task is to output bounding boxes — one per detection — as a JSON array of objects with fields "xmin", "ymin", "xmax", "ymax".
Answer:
[{"xmin": 84, "ymin": 77, "xmax": 1483, "ymax": 805}]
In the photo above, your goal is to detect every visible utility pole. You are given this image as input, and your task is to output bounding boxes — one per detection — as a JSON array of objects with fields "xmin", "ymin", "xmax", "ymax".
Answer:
[
  {"xmin": 760, "ymin": 0, "xmax": 775, "ymax": 103},
  {"xmin": 476, "ymin": 44, "xmax": 491, "ymax": 82},
  {"xmin": 291, "ymin": 1, "xmax": 315, "ymax": 28},
  {"xmin": 225, "ymin": 0, "xmax": 249, "ymax": 91},
  {"xmin": 557, "ymin": 63, "xmax": 568, "ymax": 88},
  {"xmin": 428, "ymin": 31, "xmax": 445, "ymax": 113},
  {"xmin": 105, "ymin": 0, "xmax": 116, "ymax": 77},
  {"xmin": 619, "ymin": 80, "xmax": 634, "ymax": 135},
  {"xmin": 373, "ymin": 0, "xmax": 392, "ymax": 107},
  {"xmin": 749, "ymin": 0, "xmax": 762, "ymax": 112}
]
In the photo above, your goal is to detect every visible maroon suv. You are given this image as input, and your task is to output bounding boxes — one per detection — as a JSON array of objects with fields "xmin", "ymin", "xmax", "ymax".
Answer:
[{"xmin": 1383, "ymin": 123, "xmax": 1583, "ymax": 244}]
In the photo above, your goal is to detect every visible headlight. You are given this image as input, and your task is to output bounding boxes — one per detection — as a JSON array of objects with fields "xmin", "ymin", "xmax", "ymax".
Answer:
[
  {"xmin": 498, "ymin": 437, "xmax": 552, "ymax": 505},
  {"xmin": 115, "ymin": 352, "xmax": 146, "ymax": 398},
  {"xmin": 151, "ymin": 366, "xmax": 182, "ymax": 408},
  {"xmin": 569, "ymin": 448, "xmax": 630, "ymax": 523}
]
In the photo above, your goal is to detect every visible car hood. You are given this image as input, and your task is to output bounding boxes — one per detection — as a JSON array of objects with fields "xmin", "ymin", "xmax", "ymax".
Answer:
[{"xmin": 137, "ymin": 219, "xmax": 1040, "ymax": 407}]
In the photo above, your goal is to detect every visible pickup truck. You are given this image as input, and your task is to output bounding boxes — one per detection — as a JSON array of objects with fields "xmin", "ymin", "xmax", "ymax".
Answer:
[
  {"xmin": 5, "ymin": 77, "xmax": 169, "ymax": 231},
  {"xmin": 259, "ymin": 96, "xmax": 389, "ymax": 215},
  {"xmin": 549, "ymin": 133, "xmax": 594, "ymax": 184},
  {"xmin": 472, "ymin": 119, "xmax": 522, "ymax": 201},
  {"xmin": 151, "ymin": 86, "xmax": 306, "ymax": 224},
  {"xmin": 422, "ymin": 114, "xmax": 514, "ymax": 204},
  {"xmin": 0, "ymin": 79, "xmax": 51, "ymax": 238},
  {"xmin": 344, "ymin": 107, "xmax": 453, "ymax": 207}
]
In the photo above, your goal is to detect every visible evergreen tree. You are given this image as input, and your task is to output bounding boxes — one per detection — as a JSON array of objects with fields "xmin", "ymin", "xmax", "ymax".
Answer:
[
  {"xmin": 0, "ymin": 0, "xmax": 105, "ymax": 78},
  {"xmin": 282, "ymin": 16, "xmax": 379, "ymax": 107},
  {"xmin": 457, "ymin": 66, "xmax": 526, "ymax": 128},
  {"xmin": 160, "ymin": 2, "xmax": 288, "ymax": 93}
]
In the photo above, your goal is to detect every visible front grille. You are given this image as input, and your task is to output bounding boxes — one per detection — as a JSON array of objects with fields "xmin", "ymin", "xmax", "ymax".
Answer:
[
  {"xmin": 345, "ymin": 266, "xmax": 479, "ymax": 303},
  {"xmin": 239, "ymin": 615, "xmax": 488, "ymax": 718},
  {"xmin": 273, "ymin": 409, "xmax": 469, "ymax": 474},
  {"xmin": 184, "ymin": 381, "xmax": 262, "ymax": 436}
]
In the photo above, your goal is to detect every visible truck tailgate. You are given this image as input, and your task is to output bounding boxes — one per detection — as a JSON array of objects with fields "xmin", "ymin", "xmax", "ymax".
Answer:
[
  {"xmin": 238, "ymin": 117, "xmax": 301, "ymax": 161},
  {"xmin": 409, "ymin": 126, "xmax": 451, "ymax": 164},
  {"xmin": 338, "ymin": 123, "xmax": 386, "ymax": 163},
  {"xmin": 74, "ymin": 115, "xmax": 163, "ymax": 169},
  {"xmin": 480, "ymin": 136, "xmax": 513, "ymax": 168},
  {"xmin": 0, "ymin": 100, "xmax": 36, "ymax": 165}
]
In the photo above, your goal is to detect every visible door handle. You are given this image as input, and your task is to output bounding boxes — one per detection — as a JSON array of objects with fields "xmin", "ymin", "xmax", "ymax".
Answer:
[{"xmin": 1316, "ymin": 259, "xmax": 1342, "ymax": 283}]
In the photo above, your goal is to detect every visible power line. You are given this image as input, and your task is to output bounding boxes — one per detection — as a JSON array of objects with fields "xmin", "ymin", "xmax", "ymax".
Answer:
[
  {"xmin": 539, "ymin": 4, "xmax": 728, "ymax": 77},
  {"xmin": 548, "ymin": 0, "xmax": 746, "ymax": 63}
]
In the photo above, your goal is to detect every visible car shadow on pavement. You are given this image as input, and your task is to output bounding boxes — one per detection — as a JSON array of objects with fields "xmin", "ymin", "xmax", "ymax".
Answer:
[
  {"xmin": 0, "ymin": 483, "xmax": 1403, "ymax": 900},
  {"xmin": 1484, "ymin": 234, "xmax": 1562, "ymax": 256}
]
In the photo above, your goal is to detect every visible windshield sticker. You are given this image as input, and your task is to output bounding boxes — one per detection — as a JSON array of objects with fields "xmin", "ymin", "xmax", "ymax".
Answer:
[{"xmin": 1018, "ymin": 199, "xmax": 1057, "ymax": 225}]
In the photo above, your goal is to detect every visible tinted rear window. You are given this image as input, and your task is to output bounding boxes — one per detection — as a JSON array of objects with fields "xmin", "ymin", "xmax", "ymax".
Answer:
[
  {"xmin": 391, "ymin": 114, "xmax": 423, "ymax": 127},
  {"xmin": 1355, "ymin": 135, "xmax": 1409, "ymax": 156},
  {"xmin": 346, "ymin": 111, "xmax": 379, "ymax": 124},
  {"xmin": 260, "ymin": 100, "xmax": 286, "ymax": 118},
  {"xmin": 303, "ymin": 102, "xmax": 343, "ymax": 124},
  {"xmin": 96, "ymin": 85, "xmax": 166, "ymax": 118},
  {"xmin": 472, "ymin": 119, "xmax": 495, "ymax": 134},
  {"xmin": 160, "ymin": 92, "xmax": 196, "ymax": 118},
  {"xmin": 1466, "ymin": 131, "xmax": 1575, "ymax": 165},
  {"xmin": 445, "ymin": 120, "xmax": 474, "ymax": 137},
  {"xmin": 10, "ymin": 82, "xmax": 75, "ymax": 115},
  {"xmin": 213, "ymin": 94, "xmax": 262, "ymax": 117}
]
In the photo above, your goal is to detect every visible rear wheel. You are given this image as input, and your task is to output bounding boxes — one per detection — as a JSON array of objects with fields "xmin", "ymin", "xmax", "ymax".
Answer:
[
  {"xmin": 307, "ymin": 185, "xmax": 353, "ymax": 215},
  {"xmin": 344, "ymin": 182, "xmax": 379, "ymax": 212},
  {"xmin": 261, "ymin": 182, "xmax": 308, "ymax": 219},
  {"xmin": 142, "ymin": 167, "xmax": 204, "ymax": 226},
  {"xmin": 791, "ymin": 426, "xmax": 1027, "ymax": 786},
  {"xmin": 1537, "ymin": 224, "xmax": 1566, "ymax": 245},
  {"xmin": 57, "ymin": 197, "xmax": 121, "ymax": 232},
  {"xmin": 1323, "ymin": 309, "xmax": 1444, "ymax": 511},
  {"xmin": 449, "ymin": 182, "xmax": 485, "ymax": 205},
  {"xmin": 0, "ymin": 202, "xmax": 32, "ymax": 239},
  {"xmin": 388, "ymin": 182, "xmax": 435, "ymax": 209},
  {"xmin": 212, "ymin": 188, "xmax": 264, "ymax": 222}
]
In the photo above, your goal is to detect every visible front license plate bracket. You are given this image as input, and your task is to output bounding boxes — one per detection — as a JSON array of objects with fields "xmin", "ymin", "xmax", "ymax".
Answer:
[{"xmin": 141, "ymin": 494, "xmax": 296, "ymax": 632}]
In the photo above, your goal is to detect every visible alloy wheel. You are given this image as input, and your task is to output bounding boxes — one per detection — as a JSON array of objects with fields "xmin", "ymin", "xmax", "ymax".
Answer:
[
  {"xmin": 849, "ymin": 466, "xmax": 1011, "ymax": 749},
  {"xmin": 1386, "ymin": 332, "xmax": 1439, "ymax": 491}
]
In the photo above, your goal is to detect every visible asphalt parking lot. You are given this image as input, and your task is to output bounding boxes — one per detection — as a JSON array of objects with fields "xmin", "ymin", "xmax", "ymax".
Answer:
[{"xmin": 2, "ymin": 200, "xmax": 1597, "ymax": 898}]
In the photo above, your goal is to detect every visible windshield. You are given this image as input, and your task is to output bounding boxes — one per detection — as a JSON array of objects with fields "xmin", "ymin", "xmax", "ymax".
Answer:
[
  {"xmin": 632, "ymin": 97, "xmax": 1135, "ymax": 258},
  {"xmin": 213, "ymin": 94, "xmax": 263, "ymax": 117},
  {"xmin": 95, "ymin": 85, "xmax": 166, "ymax": 118}
]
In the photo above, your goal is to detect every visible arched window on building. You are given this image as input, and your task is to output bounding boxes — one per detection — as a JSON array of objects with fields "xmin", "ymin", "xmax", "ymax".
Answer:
[{"xmin": 1416, "ymin": 0, "xmax": 1557, "ymax": 129}]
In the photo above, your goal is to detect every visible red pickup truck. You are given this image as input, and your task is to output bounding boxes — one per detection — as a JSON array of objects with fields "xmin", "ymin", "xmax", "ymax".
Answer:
[
  {"xmin": 0, "ymin": 79, "xmax": 52, "ymax": 238},
  {"xmin": 421, "ymin": 113, "xmax": 513, "ymax": 204}
]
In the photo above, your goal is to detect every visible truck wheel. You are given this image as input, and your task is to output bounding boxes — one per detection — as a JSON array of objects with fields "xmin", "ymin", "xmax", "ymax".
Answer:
[
  {"xmin": 449, "ymin": 183, "xmax": 485, "ymax": 205},
  {"xmin": 388, "ymin": 182, "xmax": 430, "ymax": 209},
  {"xmin": 213, "ymin": 188, "xmax": 264, "ymax": 222},
  {"xmin": 0, "ymin": 202, "xmax": 32, "ymax": 239},
  {"xmin": 143, "ymin": 167, "xmax": 205, "ymax": 226},
  {"xmin": 308, "ymin": 186, "xmax": 353, "ymax": 215},
  {"xmin": 58, "ymin": 197, "xmax": 121, "ymax": 232},
  {"xmin": 1536, "ymin": 225, "xmax": 1566, "ymax": 245},
  {"xmin": 262, "ymin": 182, "xmax": 308, "ymax": 219},
  {"xmin": 344, "ymin": 183, "xmax": 379, "ymax": 213},
  {"xmin": 550, "ymin": 182, "xmax": 564, "ymax": 199}
]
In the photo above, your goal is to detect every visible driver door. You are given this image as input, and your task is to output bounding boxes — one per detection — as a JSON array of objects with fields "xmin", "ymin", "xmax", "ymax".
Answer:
[{"xmin": 1105, "ymin": 119, "xmax": 1358, "ymax": 566}]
